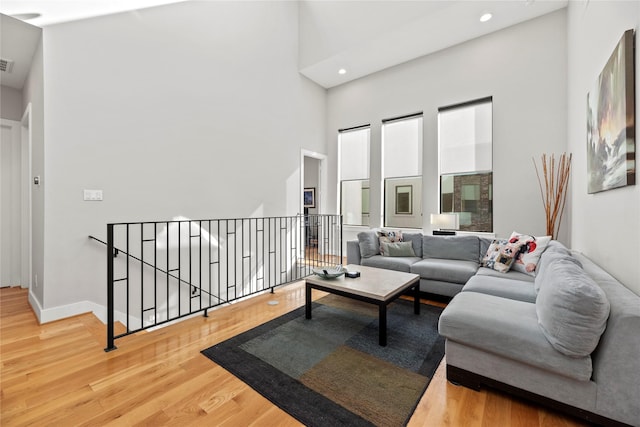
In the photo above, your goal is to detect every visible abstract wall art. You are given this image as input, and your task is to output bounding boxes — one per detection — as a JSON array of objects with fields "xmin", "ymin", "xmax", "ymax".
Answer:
[{"xmin": 587, "ymin": 29, "xmax": 636, "ymax": 194}]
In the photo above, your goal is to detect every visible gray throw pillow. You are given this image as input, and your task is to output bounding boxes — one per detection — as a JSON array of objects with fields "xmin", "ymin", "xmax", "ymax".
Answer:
[
  {"xmin": 536, "ymin": 259, "xmax": 610, "ymax": 357},
  {"xmin": 382, "ymin": 241, "xmax": 416, "ymax": 257},
  {"xmin": 357, "ymin": 231, "xmax": 379, "ymax": 258}
]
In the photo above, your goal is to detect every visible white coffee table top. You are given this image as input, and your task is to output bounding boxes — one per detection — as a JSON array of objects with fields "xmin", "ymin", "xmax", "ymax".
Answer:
[{"xmin": 305, "ymin": 264, "xmax": 419, "ymax": 301}]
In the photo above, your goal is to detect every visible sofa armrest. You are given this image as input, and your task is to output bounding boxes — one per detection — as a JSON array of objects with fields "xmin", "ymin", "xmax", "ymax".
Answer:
[
  {"xmin": 346, "ymin": 240, "xmax": 361, "ymax": 265},
  {"xmin": 573, "ymin": 253, "xmax": 640, "ymax": 425}
]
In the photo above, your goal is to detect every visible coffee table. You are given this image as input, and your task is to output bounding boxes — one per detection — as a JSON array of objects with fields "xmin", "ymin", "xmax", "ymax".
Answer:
[{"xmin": 305, "ymin": 264, "xmax": 420, "ymax": 346}]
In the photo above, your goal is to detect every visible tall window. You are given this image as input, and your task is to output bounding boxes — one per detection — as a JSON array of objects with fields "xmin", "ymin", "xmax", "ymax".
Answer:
[
  {"xmin": 438, "ymin": 97, "xmax": 493, "ymax": 232},
  {"xmin": 339, "ymin": 126, "xmax": 370, "ymax": 226},
  {"xmin": 382, "ymin": 114, "xmax": 423, "ymax": 229}
]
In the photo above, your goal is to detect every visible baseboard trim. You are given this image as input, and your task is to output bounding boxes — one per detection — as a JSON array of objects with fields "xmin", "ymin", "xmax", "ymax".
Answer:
[
  {"xmin": 28, "ymin": 289, "xmax": 44, "ymax": 323},
  {"xmin": 446, "ymin": 364, "xmax": 633, "ymax": 427},
  {"xmin": 27, "ymin": 291, "xmax": 127, "ymax": 325}
]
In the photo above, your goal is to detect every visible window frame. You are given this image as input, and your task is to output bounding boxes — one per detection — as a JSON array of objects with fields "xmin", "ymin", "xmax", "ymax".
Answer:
[
  {"xmin": 381, "ymin": 113, "xmax": 423, "ymax": 229},
  {"xmin": 338, "ymin": 125, "xmax": 371, "ymax": 227}
]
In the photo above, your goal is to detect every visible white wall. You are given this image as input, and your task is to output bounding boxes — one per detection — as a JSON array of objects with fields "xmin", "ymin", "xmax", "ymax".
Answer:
[
  {"xmin": 328, "ymin": 10, "xmax": 568, "ymax": 240},
  {"xmin": 567, "ymin": 1, "xmax": 640, "ymax": 295},
  {"xmin": 39, "ymin": 1, "xmax": 326, "ymax": 314}
]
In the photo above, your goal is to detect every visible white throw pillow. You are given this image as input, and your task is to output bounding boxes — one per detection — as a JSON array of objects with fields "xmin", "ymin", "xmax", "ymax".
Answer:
[{"xmin": 509, "ymin": 231, "xmax": 551, "ymax": 276}]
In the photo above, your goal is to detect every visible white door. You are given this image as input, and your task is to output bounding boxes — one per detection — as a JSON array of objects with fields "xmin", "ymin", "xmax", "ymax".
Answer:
[{"xmin": 0, "ymin": 119, "xmax": 22, "ymax": 287}]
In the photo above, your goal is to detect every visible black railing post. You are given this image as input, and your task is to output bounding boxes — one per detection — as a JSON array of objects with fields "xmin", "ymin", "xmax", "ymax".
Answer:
[{"xmin": 104, "ymin": 223, "xmax": 117, "ymax": 352}]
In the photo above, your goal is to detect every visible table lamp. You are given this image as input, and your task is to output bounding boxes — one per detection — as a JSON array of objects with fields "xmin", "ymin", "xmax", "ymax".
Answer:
[{"xmin": 430, "ymin": 213, "xmax": 459, "ymax": 235}]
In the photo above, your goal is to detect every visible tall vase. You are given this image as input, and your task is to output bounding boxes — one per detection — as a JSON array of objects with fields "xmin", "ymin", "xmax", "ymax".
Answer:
[{"xmin": 533, "ymin": 153, "xmax": 572, "ymax": 240}]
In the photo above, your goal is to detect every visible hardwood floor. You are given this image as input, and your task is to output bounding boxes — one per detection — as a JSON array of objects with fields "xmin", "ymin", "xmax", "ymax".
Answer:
[{"xmin": 0, "ymin": 285, "xmax": 589, "ymax": 426}]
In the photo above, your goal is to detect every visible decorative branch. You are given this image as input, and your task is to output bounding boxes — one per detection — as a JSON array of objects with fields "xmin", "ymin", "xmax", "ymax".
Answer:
[{"xmin": 533, "ymin": 153, "xmax": 572, "ymax": 240}]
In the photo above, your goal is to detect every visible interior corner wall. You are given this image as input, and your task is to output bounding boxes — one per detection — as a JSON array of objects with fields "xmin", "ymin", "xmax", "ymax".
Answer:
[
  {"xmin": 1, "ymin": 85, "xmax": 23, "ymax": 120},
  {"xmin": 22, "ymin": 37, "xmax": 45, "ymax": 308},
  {"xmin": 567, "ymin": 1, "xmax": 640, "ymax": 295},
  {"xmin": 327, "ymin": 10, "xmax": 568, "ymax": 240},
  {"xmin": 40, "ymin": 1, "xmax": 326, "ymax": 315}
]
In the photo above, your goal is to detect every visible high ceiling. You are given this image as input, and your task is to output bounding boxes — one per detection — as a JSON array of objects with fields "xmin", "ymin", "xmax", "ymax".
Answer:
[
  {"xmin": 1, "ymin": 0, "xmax": 188, "ymax": 89},
  {"xmin": 299, "ymin": 0, "xmax": 568, "ymax": 88},
  {"xmin": 0, "ymin": 0, "xmax": 189, "ymax": 27},
  {"xmin": 0, "ymin": 0, "xmax": 568, "ymax": 90},
  {"xmin": 0, "ymin": 14, "xmax": 41, "ymax": 89}
]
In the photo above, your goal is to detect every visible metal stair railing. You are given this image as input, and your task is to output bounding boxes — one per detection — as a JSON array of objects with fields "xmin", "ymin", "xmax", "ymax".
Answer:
[{"xmin": 92, "ymin": 214, "xmax": 342, "ymax": 351}]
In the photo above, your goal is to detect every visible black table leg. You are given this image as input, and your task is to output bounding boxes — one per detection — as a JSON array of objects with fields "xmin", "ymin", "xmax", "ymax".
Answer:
[
  {"xmin": 414, "ymin": 282, "xmax": 420, "ymax": 315},
  {"xmin": 379, "ymin": 304, "xmax": 387, "ymax": 346},
  {"xmin": 305, "ymin": 283, "xmax": 312, "ymax": 319}
]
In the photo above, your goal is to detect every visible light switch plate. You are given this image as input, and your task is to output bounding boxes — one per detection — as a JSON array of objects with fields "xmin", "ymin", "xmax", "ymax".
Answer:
[{"xmin": 84, "ymin": 189, "xmax": 103, "ymax": 201}]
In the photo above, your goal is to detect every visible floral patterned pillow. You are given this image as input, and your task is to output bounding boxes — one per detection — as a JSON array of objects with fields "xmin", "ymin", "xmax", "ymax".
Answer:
[
  {"xmin": 482, "ymin": 239, "xmax": 523, "ymax": 273},
  {"xmin": 509, "ymin": 232, "xmax": 551, "ymax": 276},
  {"xmin": 377, "ymin": 230, "xmax": 403, "ymax": 256}
]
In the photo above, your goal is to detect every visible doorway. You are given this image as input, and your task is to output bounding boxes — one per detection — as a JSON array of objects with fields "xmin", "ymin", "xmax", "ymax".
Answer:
[
  {"xmin": 0, "ymin": 105, "xmax": 32, "ymax": 289},
  {"xmin": 301, "ymin": 150, "xmax": 326, "ymax": 252},
  {"xmin": 304, "ymin": 156, "xmax": 320, "ymax": 248},
  {"xmin": 1, "ymin": 118, "xmax": 22, "ymax": 287}
]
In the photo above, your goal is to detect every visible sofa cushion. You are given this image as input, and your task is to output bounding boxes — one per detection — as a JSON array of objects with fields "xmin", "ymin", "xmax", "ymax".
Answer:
[
  {"xmin": 361, "ymin": 255, "xmax": 421, "ymax": 273},
  {"xmin": 439, "ymin": 292, "xmax": 593, "ymax": 381},
  {"xmin": 463, "ymin": 274, "xmax": 537, "ymax": 303},
  {"xmin": 479, "ymin": 237, "xmax": 492, "ymax": 260},
  {"xmin": 402, "ymin": 232, "xmax": 423, "ymax": 258},
  {"xmin": 419, "ymin": 279, "xmax": 464, "ymax": 297},
  {"xmin": 481, "ymin": 239, "xmax": 522, "ymax": 273},
  {"xmin": 357, "ymin": 231, "xmax": 379, "ymax": 258},
  {"xmin": 475, "ymin": 267, "xmax": 534, "ymax": 283},
  {"xmin": 410, "ymin": 258, "xmax": 478, "ymax": 284},
  {"xmin": 544, "ymin": 239, "xmax": 572, "ymax": 256},
  {"xmin": 509, "ymin": 231, "xmax": 551, "ymax": 276},
  {"xmin": 535, "ymin": 250, "xmax": 583, "ymax": 293},
  {"xmin": 422, "ymin": 235, "xmax": 480, "ymax": 262},
  {"xmin": 536, "ymin": 260, "xmax": 610, "ymax": 358}
]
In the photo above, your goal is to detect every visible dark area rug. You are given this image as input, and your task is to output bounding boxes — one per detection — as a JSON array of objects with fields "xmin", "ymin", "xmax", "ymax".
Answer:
[{"xmin": 201, "ymin": 295, "xmax": 445, "ymax": 427}]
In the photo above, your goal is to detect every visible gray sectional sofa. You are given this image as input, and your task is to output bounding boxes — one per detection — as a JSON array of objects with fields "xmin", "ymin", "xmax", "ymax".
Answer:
[
  {"xmin": 347, "ymin": 232, "xmax": 494, "ymax": 297},
  {"xmin": 346, "ymin": 231, "xmax": 640, "ymax": 426}
]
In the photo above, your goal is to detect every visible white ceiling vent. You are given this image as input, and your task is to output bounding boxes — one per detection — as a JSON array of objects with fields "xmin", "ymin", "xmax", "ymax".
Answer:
[{"xmin": 0, "ymin": 58, "xmax": 15, "ymax": 73}]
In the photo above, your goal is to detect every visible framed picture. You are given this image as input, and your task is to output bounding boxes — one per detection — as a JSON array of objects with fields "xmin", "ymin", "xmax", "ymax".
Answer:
[
  {"xmin": 361, "ymin": 187, "xmax": 370, "ymax": 215},
  {"xmin": 303, "ymin": 187, "xmax": 315, "ymax": 208},
  {"xmin": 587, "ymin": 29, "xmax": 636, "ymax": 193},
  {"xmin": 395, "ymin": 185, "xmax": 412, "ymax": 214}
]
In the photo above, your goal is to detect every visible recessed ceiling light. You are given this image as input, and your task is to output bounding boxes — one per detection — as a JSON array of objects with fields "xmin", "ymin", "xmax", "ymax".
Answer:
[
  {"xmin": 338, "ymin": 68, "xmax": 347, "ymax": 75},
  {"xmin": 480, "ymin": 13, "xmax": 493, "ymax": 23}
]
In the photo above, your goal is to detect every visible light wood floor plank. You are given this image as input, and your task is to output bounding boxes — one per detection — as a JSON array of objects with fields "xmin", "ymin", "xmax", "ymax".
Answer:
[
  {"xmin": 0, "ymin": 285, "xmax": 589, "ymax": 426},
  {"xmin": 481, "ymin": 387, "xmax": 512, "ymax": 427}
]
